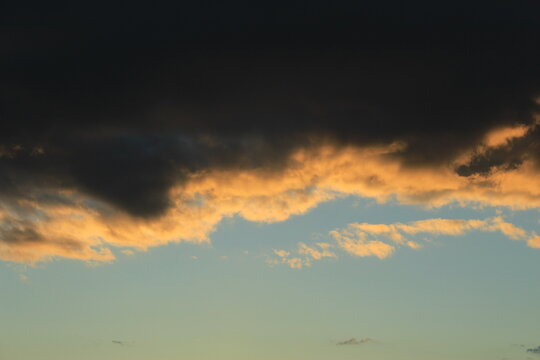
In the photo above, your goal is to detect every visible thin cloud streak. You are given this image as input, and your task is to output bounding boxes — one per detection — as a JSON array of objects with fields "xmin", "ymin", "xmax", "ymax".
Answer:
[{"xmin": 337, "ymin": 337, "xmax": 375, "ymax": 346}]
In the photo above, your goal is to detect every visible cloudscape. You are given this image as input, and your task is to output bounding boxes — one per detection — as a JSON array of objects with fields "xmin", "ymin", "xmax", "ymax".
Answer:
[{"xmin": 1, "ymin": 1, "xmax": 540, "ymax": 359}]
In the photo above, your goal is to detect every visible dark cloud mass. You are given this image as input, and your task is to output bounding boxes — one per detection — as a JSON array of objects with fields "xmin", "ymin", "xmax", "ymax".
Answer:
[
  {"xmin": 1, "ymin": 0, "xmax": 540, "ymax": 218},
  {"xmin": 528, "ymin": 346, "xmax": 540, "ymax": 355}
]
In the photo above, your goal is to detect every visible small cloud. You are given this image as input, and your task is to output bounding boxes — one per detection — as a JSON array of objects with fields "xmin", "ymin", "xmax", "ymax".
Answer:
[
  {"xmin": 527, "ymin": 233, "xmax": 540, "ymax": 248},
  {"xmin": 273, "ymin": 249, "xmax": 290, "ymax": 258},
  {"xmin": 18, "ymin": 274, "xmax": 29, "ymax": 282},
  {"xmin": 298, "ymin": 242, "xmax": 337, "ymax": 260},
  {"xmin": 407, "ymin": 241, "xmax": 422, "ymax": 249},
  {"xmin": 271, "ymin": 243, "xmax": 337, "ymax": 269},
  {"xmin": 527, "ymin": 346, "xmax": 540, "ymax": 355},
  {"xmin": 191, "ymin": 255, "xmax": 198, "ymax": 260},
  {"xmin": 336, "ymin": 337, "xmax": 375, "ymax": 346},
  {"xmin": 285, "ymin": 257, "xmax": 310, "ymax": 269},
  {"xmin": 269, "ymin": 249, "xmax": 311, "ymax": 269},
  {"xmin": 121, "ymin": 249, "xmax": 135, "ymax": 256},
  {"xmin": 112, "ymin": 340, "xmax": 135, "ymax": 347}
]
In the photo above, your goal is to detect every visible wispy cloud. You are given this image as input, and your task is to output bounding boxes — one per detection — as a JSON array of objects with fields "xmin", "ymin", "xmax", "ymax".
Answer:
[
  {"xmin": 268, "ymin": 249, "xmax": 311, "ymax": 269},
  {"xmin": 336, "ymin": 337, "xmax": 375, "ymax": 346},
  {"xmin": 112, "ymin": 340, "xmax": 135, "ymax": 347},
  {"xmin": 527, "ymin": 346, "xmax": 540, "ymax": 355},
  {"xmin": 270, "ymin": 216, "xmax": 538, "ymax": 268},
  {"xmin": 270, "ymin": 242, "xmax": 336, "ymax": 269},
  {"xmin": 298, "ymin": 242, "xmax": 337, "ymax": 260},
  {"xmin": 331, "ymin": 216, "xmax": 531, "ymax": 260}
]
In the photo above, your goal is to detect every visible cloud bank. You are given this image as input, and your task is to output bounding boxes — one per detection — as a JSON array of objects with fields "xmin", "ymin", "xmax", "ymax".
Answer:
[{"xmin": 1, "ymin": 1, "xmax": 540, "ymax": 263}]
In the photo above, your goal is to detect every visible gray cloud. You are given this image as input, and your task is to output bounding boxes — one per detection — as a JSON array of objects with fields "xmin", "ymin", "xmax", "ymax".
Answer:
[
  {"xmin": 2, "ymin": 0, "xmax": 540, "ymax": 220},
  {"xmin": 2, "ymin": 0, "xmax": 540, "ymax": 264},
  {"xmin": 336, "ymin": 337, "xmax": 375, "ymax": 346},
  {"xmin": 112, "ymin": 340, "xmax": 135, "ymax": 347},
  {"xmin": 527, "ymin": 346, "xmax": 540, "ymax": 355}
]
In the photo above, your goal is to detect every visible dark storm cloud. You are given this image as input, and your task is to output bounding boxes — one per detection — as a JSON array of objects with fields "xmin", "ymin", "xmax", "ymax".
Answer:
[
  {"xmin": 1, "ymin": 0, "xmax": 540, "ymax": 217},
  {"xmin": 528, "ymin": 346, "xmax": 540, "ymax": 355}
]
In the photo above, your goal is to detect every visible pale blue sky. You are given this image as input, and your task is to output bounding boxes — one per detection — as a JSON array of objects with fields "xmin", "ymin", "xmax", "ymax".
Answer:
[{"xmin": 2, "ymin": 197, "xmax": 539, "ymax": 360}]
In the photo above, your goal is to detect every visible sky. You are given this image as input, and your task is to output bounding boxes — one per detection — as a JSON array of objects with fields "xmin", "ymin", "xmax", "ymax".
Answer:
[{"xmin": 1, "ymin": 1, "xmax": 540, "ymax": 359}]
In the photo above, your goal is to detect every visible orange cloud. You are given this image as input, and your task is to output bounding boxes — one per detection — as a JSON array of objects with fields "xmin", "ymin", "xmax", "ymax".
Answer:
[
  {"xmin": 267, "ymin": 215, "xmax": 536, "ymax": 268},
  {"xmin": 2, "ymin": 123, "xmax": 540, "ymax": 264},
  {"xmin": 297, "ymin": 242, "xmax": 337, "ymax": 260},
  {"xmin": 269, "ymin": 249, "xmax": 312, "ymax": 269},
  {"xmin": 327, "ymin": 216, "xmax": 533, "ymax": 261},
  {"xmin": 332, "ymin": 235, "xmax": 395, "ymax": 259},
  {"xmin": 484, "ymin": 125, "xmax": 530, "ymax": 148},
  {"xmin": 527, "ymin": 234, "xmax": 540, "ymax": 248}
]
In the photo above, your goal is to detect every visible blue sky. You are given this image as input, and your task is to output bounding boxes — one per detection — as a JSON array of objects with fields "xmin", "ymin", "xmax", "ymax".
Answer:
[{"xmin": 2, "ymin": 196, "xmax": 539, "ymax": 360}]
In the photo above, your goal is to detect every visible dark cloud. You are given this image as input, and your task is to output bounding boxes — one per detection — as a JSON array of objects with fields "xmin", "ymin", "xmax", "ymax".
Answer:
[
  {"xmin": 112, "ymin": 340, "xmax": 135, "ymax": 347},
  {"xmin": 456, "ymin": 126, "xmax": 540, "ymax": 177},
  {"xmin": 528, "ymin": 346, "xmax": 540, "ymax": 355},
  {"xmin": 1, "ymin": 0, "xmax": 540, "ymax": 217},
  {"xmin": 337, "ymin": 337, "xmax": 375, "ymax": 346}
]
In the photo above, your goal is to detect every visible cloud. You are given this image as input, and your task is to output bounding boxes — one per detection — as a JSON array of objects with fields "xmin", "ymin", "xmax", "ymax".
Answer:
[
  {"xmin": 330, "ymin": 234, "xmax": 395, "ymax": 259},
  {"xmin": 269, "ymin": 216, "xmax": 537, "ymax": 268},
  {"xmin": 297, "ymin": 242, "xmax": 337, "ymax": 260},
  {"xmin": 270, "ymin": 248, "xmax": 312, "ymax": 269},
  {"xmin": 330, "ymin": 216, "xmax": 531, "ymax": 260},
  {"xmin": 1, "ymin": 1, "xmax": 540, "ymax": 263},
  {"xmin": 336, "ymin": 338, "xmax": 375, "ymax": 346},
  {"xmin": 527, "ymin": 234, "xmax": 540, "ymax": 249},
  {"xmin": 112, "ymin": 340, "xmax": 135, "ymax": 347},
  {"xmin": 527, "ymin": 346, "xmax": 540, "ymax": 355},
  {"xmin": 270, "ymin": 242, "xmax": 337, "ymax": 269},
  {"xmin": 2, "ymin": 141, "xmax": 540, "ymax": 264}
]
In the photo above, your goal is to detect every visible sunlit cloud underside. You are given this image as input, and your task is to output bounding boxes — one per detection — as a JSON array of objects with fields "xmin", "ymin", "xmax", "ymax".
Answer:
[{"xmin": 1, "ymin": 123, "xmax": 540, "ymax": 264}]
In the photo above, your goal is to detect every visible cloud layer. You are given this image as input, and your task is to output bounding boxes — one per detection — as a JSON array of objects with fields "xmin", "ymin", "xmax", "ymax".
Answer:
[
  {"xmin": 2, "ymin": 137, "xmax": 540, "ymax": 264},
  {"xmin": 1, "ymin": 1, "xmax": 540, "ymax": 263}
]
